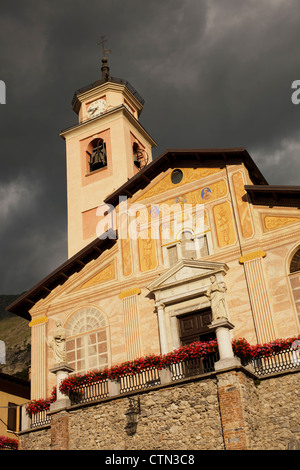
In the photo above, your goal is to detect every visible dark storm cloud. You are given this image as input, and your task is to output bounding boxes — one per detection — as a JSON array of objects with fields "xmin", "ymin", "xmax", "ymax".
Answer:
[{"xmin": 0, "ymin": 0, "xmax": 299, "ymax": 293}]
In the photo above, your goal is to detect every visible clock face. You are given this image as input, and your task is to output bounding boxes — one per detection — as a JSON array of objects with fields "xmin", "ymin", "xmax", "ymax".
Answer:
[{"xmin": 87, "ymin": 99, "xmax": 107, "ymax": 118}]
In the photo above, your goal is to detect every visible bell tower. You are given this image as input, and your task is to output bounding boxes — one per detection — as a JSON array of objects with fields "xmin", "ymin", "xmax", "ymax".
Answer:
[{"xmin": 60, "ymin": 48, "xmax": 157, "ymax": 257}]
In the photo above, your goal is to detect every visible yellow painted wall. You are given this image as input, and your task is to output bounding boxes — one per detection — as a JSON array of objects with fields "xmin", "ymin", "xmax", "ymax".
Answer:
[
  {"xmin": 28, "ymin": 162, "xmax": 300, "ymax": 399},
  {"xmin": 0, "ymin": 390, "xmax": 27, "ymax": 438}
]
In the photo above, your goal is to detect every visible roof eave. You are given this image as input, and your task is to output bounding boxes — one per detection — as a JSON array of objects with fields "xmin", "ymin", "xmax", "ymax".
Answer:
[
  {"xmin": 104, "ymin": 147, "xmax": 267, "ymax": 208},
  {"xmin": 6, "ymin": 230, "xmax": 117, "ymax": 321},
  {"xmin": 245, "ymin": 185, "xmax": 300, "ymax": 208}
]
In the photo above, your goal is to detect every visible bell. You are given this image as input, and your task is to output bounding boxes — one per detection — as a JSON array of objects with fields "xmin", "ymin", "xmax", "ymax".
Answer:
[
  {"xmin": 89, "ymin": 140, "xmax": 107, "ymax": 171},
  {"xmin": 91, "ymin": 148, "xmax": 103, "ymax": 165},
  {"xmin": 133, "ymin": 151, "xmax": 141, "ymax": 168}
]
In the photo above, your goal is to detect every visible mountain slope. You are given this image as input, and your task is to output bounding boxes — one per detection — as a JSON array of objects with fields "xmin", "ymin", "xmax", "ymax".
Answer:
[{"xmin": 0, "ymin": 294, "xmax": 31, "ymax": 380}]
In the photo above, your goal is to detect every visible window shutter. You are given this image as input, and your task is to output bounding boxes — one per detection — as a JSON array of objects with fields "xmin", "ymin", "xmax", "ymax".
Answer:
[{"xmin": 7, "ymin": 403, "xmax": 17, "ymax": 432}]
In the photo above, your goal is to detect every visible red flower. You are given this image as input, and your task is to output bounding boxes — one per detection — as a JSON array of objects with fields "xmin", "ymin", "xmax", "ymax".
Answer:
[
  {"xmin": 0, "ymin": 435, "xmax": 18, "ymax": 450},
  {"xmin": 26, "ymin": 334, "xmax": 300, "ymax": 414},
  {"xmin": 25, "ymin": 386, "xmax": 57, "ymax": 416}
]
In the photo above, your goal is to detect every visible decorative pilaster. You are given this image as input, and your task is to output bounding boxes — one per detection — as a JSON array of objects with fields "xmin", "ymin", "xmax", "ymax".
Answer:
[
  {"xmin": 240, "ymin": 251, "xmax": 276, "ymax": 343},
  {"xmin": 119, "ymin": 288, "xmax": 142, "ymax": 361},
  {"xmin": 29, "ymin": 315, "xmax": 48, "ymax": 399}
]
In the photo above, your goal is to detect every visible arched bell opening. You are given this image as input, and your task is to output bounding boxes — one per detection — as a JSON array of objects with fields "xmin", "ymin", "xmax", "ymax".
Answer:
[
  {"xmin": 86, "ymin": 138, "xmax": 107, "ymax": 172},
  {"xmin": 133, "ymin": 141, "xmax": 148, "ymax": 170}
]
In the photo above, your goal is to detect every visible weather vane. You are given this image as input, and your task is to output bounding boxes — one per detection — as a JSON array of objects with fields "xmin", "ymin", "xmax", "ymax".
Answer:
[{"xmin": 98, "ymin": 35, "xmax": 112, "ymax": 58}]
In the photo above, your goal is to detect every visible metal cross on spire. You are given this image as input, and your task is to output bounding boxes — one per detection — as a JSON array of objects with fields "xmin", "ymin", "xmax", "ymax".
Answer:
[
  {"xmin": 98, "ymin": 35, "xmax": 112, "ymax": 58},
  {"xmin": 98, "ymin": 36, "xmax": 112, "ymax": 80}
]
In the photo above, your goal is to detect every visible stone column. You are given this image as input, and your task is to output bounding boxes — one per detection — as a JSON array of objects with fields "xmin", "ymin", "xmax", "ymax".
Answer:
[
  {"xmin": 209, "ymin": 319, "xmax": 241, "ymax": 371},
  {"xmin": 49, "ymin": 363, "xmax": 74, "ymax": 413},
  {"xmin": 48, "ymin": 363, "xmax": 74, "ymax": 451},
  {"xmin": 156, "ymin": 302, "xmax": 168, "ymax": 355}
]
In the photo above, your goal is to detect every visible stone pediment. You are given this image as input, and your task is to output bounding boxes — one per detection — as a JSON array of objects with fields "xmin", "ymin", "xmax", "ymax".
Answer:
[{"xmin": 147, "ymin": 259, "xmax": 228, "ymax": 293}]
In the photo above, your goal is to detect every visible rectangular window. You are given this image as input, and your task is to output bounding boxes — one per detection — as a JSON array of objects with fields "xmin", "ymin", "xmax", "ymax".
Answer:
[
  {"xmin": 164, "ymin": 232, "xmax": 211, "ymax": 267},
  {"xmin": 181, "ymin": 239, "xmax": 197, "ymax": 259},
  {"xmin": 196, "ymin": 234, "xmax": 209, "ymax": 257},
  {"xmin": 167, "ymin": 245, "xmax": 178, "ymax": 266}
]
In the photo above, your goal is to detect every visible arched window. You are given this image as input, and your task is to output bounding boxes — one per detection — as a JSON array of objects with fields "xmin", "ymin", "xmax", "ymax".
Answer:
[
  {"xmin": 86, "ymin": 138, "xmax": 107, "ymax": 172},
  {"xmin": 65, "ymin": 307, "xmax": 109, "ymax": 374},
  {"xmin": 289, "ymin": 248, "xmax": 300, "ymax": 321},
  {"xmin": 290, "ymin": 249, "xmax": 300, "ymax": 274}
]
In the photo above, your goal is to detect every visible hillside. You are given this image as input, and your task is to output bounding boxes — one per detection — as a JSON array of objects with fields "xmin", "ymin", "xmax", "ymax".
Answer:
[{"xmin": 0, "ymin": 294, "xmax": 31, "ymax": 380}]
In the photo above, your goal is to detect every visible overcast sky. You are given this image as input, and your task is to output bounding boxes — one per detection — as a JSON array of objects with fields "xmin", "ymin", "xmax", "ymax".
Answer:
[{"xmin": 0, "ymin": 0, "xmax": 300, "ymax": 294}]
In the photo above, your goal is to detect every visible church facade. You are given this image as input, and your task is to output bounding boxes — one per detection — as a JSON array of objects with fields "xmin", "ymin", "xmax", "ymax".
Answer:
[{"xmin": 7, "ymin": 57, "xmax": 300, "ymax": 401}]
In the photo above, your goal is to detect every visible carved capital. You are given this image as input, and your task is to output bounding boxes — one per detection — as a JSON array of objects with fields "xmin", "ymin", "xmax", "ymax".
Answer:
[
  {"xmin": 155, "ymin": 301, "xmax": 165, "ymax": 312},
  {"xmin": 239, "ymin": 250, "xmax": 266, "ymax": 264},
  {"xmin": 29, "ymin": 315, "xmax": 48, "ymax": 327},
  {"xmin": 119, "ymin": 287, "xmax": 141, "ymax": 299}
]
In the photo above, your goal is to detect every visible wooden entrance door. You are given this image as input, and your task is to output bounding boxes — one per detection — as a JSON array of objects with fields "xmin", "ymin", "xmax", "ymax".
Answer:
[
  {"xmin": 178, "ymin": 309, "xmax": 215, "ymax": 345},
  {"xmin": 177, "ymin": 309, "xmax": 216, "ymax": 377}
]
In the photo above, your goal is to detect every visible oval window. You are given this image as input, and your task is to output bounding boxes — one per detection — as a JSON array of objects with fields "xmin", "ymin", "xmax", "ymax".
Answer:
[{"xmin": 171, "ymin": 169, "xmax": 183, "ymax": 184}]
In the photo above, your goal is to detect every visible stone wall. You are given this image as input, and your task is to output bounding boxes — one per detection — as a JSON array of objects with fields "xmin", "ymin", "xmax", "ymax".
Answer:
[
  {"xmin": 19, "ymin": 426, "xmax": 51, "ymax": 450},
  {"xmin": 239, "ymin": 370, "xmax": 300, "ymax": 450},
  {"xmin": 68, "ymin": 378, "xmax": 224, "ymax": 451},
  {"xmin": 18, "ymin": 367, "xmax": 300, "ymax": 451}
]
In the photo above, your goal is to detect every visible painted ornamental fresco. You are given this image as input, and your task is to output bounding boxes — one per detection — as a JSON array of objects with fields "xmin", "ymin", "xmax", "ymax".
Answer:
[{"xmin": 6, "ymin": 60, "xmax": 300, "ymax": 401}]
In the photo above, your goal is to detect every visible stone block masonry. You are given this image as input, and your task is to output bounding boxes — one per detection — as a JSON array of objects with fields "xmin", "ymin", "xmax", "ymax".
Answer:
[
  {"xmin": 68, "ymin": 379, "xmax": 224, "ymax": 450},
  {"xmin": 19, "ymin": 427, "xmax": 51, "ymax": 450},
  {"xmin": 217, "ymin": 371, "xmax": 249, "ymax": 450},
  {"xmin": 239, "ymin": 370, "xmax": 300, "ymax": 450},
  {"xmin": 50, "ymin": 413, "xmax": 69, "ymax": 450},
  {"xmin": 18, "ymin": 367, "xmax": 300, "ymax": 451}
]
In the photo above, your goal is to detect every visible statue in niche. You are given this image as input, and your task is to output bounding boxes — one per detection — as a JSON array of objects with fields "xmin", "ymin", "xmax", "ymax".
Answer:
[
  {"xmin": 205, "ymin": 275, "xmax": 228, "ymax": 322},
  {"xmin": 47, "ymin": 320, "xmax": 67, "ymax": 364}
]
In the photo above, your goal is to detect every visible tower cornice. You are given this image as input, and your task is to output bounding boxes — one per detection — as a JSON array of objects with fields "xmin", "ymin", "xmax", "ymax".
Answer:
[
  {"xmin": 60, "ymin": 104, "xmax": 157, "ymax": 148},
  {"xmin": 72, "ymin": 77, "xmax": 145, "ymax": 116}
]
